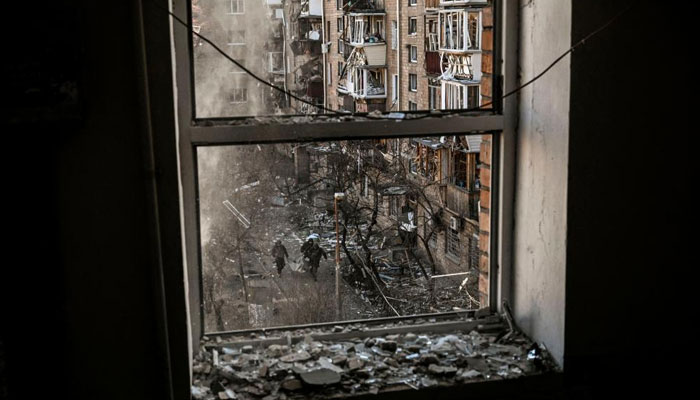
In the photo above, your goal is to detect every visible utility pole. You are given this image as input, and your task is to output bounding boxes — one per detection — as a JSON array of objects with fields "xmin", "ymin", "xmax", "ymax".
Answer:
[{"xmin": 334, "ymin": 192, "xmax": 345, "ymax": 320}]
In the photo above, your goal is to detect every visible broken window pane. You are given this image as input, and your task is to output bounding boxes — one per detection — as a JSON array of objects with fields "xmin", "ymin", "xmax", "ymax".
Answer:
[
  {"xmin": 191, "ymin": 0, "xmax": 493, "ymax": 118},
  {"xmin": 197, "ymin": 134, "xmax": 492, "ymax": 333}
]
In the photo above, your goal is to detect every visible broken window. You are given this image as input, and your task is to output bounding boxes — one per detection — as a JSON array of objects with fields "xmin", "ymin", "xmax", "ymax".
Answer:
[
  {"xmin": 268, "ymin": 52, "xmax": 284, "ymax": 73},
  {"xmin": 427, "ymin": 18, "xmax": 439, "ymax": 51},
  {"xmin": 443, "ymin": 81, "xmax": 479, "ymax": 109},
  {"xmin": 429, "ymin": 85, "xmax": 439, "ymax": 109},
  {"xmin": 439, "ymin": 10, "xmax": 481, "ymax": 52},
  {"xmin": 166, "ymin": 1, "xmax": 526, "ymax": 395}
]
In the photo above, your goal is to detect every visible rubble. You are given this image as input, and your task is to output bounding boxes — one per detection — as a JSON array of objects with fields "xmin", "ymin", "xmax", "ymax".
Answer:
[{"xmin": 192, "ymin": 315, "xmax": 558, "ymax": 399}]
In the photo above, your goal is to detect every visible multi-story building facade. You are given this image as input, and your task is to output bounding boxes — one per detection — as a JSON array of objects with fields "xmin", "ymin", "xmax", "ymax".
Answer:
[
  {"xmin": 193, "ymin": 0, "xmax": 324, "ymax": 117},
  {"xmin": 321, "ymin": 0, "xmax": 492, "ymax": 304}
]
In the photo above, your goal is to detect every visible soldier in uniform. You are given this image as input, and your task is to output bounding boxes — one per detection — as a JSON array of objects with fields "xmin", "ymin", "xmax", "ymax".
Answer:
[{"xmin": 271, "ymin": 240, "xmax": 289, "ymax": 276}]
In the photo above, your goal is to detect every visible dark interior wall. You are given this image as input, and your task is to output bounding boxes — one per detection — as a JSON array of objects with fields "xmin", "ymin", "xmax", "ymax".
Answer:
[
  {"xmin": 566, "ymin": 0, "xmax": 692, "ymax": 397},
  {"xmin": 2, "ymin": 1, "xmax": 172, "ymax": 399}
]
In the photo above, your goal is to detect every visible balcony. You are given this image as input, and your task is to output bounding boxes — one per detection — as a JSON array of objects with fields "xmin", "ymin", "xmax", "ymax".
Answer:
[
  {"xmin": 348, "ymin": 15, "xmax": 386, "ymax": 47},
  {"xmin": 346, "ymin": 67, "xmax": 387, "ymax": 99},
  {"xmin": 438, "ymin": 10, "xmax": 482, "ymax": 53},
  {"xmin": 444, "ymin": 184, "xmax": 479, "ymax": 221},
  {"xmin": 299, "ymin": 0, "xmax": 322, "ymax": 18},
  {"xmin": 343, "ymin": 0, "xmax": 385, "ymax": 12}
]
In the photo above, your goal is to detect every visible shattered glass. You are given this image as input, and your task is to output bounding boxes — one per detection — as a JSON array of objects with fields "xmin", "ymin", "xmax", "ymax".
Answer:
[{"xmin": 191, "ymin": 314, "xmax": 558, "ymax": 399}]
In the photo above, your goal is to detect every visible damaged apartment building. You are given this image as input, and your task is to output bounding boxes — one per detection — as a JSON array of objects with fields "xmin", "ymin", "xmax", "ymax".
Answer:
[
  {"xmin": 4, "ymin": 0, "xmax": 691, "ymax": 399},
  {"xmin": 321, "ymin": 0, "xmax": 493, "ymax": 303},
  {"xmin": 193, "ymin": 0, "xmax": 324, "ymax": 116}
]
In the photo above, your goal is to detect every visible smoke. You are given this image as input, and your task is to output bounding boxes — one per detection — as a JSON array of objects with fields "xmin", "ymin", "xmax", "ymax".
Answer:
[{"xmin": 194, "ymin": 0, "xmax": 277, "ymax": 118}]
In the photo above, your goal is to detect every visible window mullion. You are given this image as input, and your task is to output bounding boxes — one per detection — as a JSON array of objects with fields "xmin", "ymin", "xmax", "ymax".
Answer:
[{"xmin": 189, "ymin": 115, "xmax": 504, "ymax": 146}]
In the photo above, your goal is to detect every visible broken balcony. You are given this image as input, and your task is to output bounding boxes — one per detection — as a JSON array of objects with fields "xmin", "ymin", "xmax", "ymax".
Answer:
[
  {"xmin": 439, "ymin": 52, "xmax": 481, "ymax": 82},
  {"xmin": 346, "ymin": 67, "xmax": 387, "ymax": 100},
  {"xmin": 347, "ymin": 14, "xmax": 386, "ymax": 47},
  {"xmin": 441, "ymin": 81, "xmax": 480, "ymax": 110},
  {"xmin": 299, "ymin": 0, "xmax": 322, "ymax": 18},
  {"xmin": 342, "ymin": 0, "xmax": 385, "ymax": 12},
  {"xmin": 438, "ymin": 10, "xmax": 481, "ymax": 53}
]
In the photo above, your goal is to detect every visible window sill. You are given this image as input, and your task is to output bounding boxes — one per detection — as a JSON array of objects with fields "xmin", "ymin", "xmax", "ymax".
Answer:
[{"xmin": 192, "ymin": 313, "xmax": 560, "ymax": 399}]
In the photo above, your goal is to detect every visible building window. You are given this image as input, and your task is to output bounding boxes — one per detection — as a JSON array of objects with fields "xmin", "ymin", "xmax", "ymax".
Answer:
[
  {"xmin": 388, "ymin": 196, "xmax": 400, "ymax": 217},
  {"xmin": 227, "ymin": 30, "xmax": 245, "ymax": 45},
  {"xmin": 169, "ymin": 0, "xmax": 509, "ymax": 389},
  {"xmin": 230, "ymin": 58, "xmax": 246, "ymax": 74},
  {"xmin": 408, "ymin": 17, "xmax": 417, "ymax": 35},
  {"xmin": 409, "ymin": 45, "xmax": 417, "ymax": 63},
  {"xmin": 228, "ymin": 0, "xmax": 245, "ymax": 15},
  {"xmin": 408, "ymin": 101, "xmax": 418, "ymax": 111},
  {"xmin": 391, "ymin": 20, "xmax": 397, "ymax": 50},
  {"xmin": 338, "ymin": 61, "xmax": 344, "ymax": 77},
  {"xmin": 229, "ymin": 88, "xmax": 248, "ymax": 103},
  {"xmin": 392, "ymin": 74, "xmax": 398, "ymax": 102},
  {"xmin": 443, "ymin": 82, "xmax": 479, "ymax": 109},
  {"xmin": 439, "ymin": 10, "xmax": 481, "ymax": 51},
  {"xmin": 268, "ymin": 52, "xmax": 283, "ymax": 73},
  {"xmin": 338, "ymin": 39, "xmax": 344, "ymax": 54},
  {"xmin": 409, "ymin": 73, "xmax": 417, "ymax": 92},
  {"xmin": 409, "ymin": 0, "xmax": 417, "ymax": 6},
  {"xmin": 429, "ymin": 85, "xmax": 439, "ymax": 109},
  {"xmin": 337, "ymin": 17, "xmax": 342, "ymax": 33},
  {"xmin": 446, "ymin": 225, "xmax": 460, "ymax": 259}
]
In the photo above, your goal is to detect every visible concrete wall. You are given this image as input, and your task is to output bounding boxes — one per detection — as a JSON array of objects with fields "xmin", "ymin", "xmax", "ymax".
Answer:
[{"xmin": 511, "ymin": 0, "xmax": 570, "ymax": 366}]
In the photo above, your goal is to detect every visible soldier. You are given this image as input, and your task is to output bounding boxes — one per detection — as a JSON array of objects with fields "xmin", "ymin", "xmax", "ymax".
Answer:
[
  {"xmin": 307, "ymin": 242, "xmax": 327, "ymax": 282},
  {"xmin": 300, "ymin": 238, "xmax": 314, "ymax": 271},
  {"xmin": 271, "ymin": 240, "xmax": 289, "ymax": 276}
]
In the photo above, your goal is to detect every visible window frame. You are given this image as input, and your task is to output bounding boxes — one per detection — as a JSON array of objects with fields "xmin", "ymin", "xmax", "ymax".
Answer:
[
  {"xmin": 227, "ymin": 0, "xmax": 245, "ymax": 15},
  {"xmin": 408, "ymin": 17, "xmax": 418, "ymax": 36},
  {"xmin": 154, "ymin": 1, "xmax": 519, "ymax": 388},
  {"xmin": 408, "ymin": 73, "xmax": 417, "ymax": 92},
  {"xmin": 409, "ymin": 45, "xmax": 418, "ymax": 63}
]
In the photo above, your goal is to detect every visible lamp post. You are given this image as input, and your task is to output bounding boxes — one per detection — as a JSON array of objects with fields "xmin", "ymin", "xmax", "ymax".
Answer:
[{"xmin": 334, "ymin": 192, "xmax": 345, "ymax": 320}]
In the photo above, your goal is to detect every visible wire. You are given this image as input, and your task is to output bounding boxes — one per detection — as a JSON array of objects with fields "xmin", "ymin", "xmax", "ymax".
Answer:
[
  {"xmin": 147, "ymin": 0, "xmax": 636, "ymax": 121},
  {"xmin": 145, "ymin": 0, "xmax": 343, "ymax": 115},
  {"xmin": 400, "ymin": 1, "xmax": 637, "ymax": 121},
  {"xmin": 500, "ymin": 1, "xmax": 636, "ymax": 101}
]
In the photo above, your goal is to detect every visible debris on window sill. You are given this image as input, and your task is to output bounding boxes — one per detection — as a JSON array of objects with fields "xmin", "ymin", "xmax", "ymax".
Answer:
[
  {"xmin": 194, "ymin": 109, "xmax": 493, "ymax": 128},
  {"xmin": 191, "ymin": 313, "xmax": 559, "ymax": 399}
]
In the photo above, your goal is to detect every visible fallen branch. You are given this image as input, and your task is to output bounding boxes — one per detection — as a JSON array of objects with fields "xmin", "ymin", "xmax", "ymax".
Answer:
[{"xmin": 355, "ymin": 250, "xmax": 400, "ymax": 317}]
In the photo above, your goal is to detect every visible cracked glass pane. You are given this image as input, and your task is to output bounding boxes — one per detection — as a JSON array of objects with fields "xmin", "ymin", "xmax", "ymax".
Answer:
[
  {"xmin": 197, "ymin": 134, "xmax": 492, "ymax": 333},
  {"xmin": 191, "ymin": 0, "xmax": 493, "ymax": 118}
]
